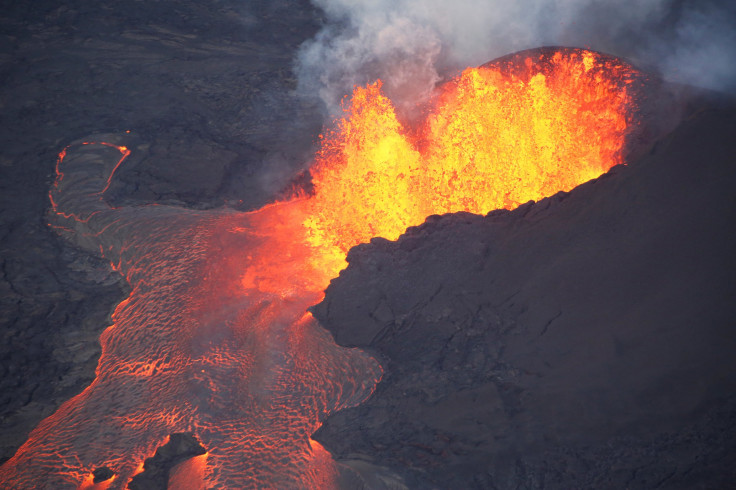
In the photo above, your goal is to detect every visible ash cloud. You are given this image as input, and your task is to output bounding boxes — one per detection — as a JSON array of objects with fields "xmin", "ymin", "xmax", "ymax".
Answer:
[{"xmin": 296, "ymin": 0, "xmax": 736, "ymax": 117}]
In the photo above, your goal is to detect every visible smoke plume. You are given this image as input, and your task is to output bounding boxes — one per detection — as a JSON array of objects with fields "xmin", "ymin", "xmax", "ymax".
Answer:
[{"xmin": 296, "ymin": 0, "xmax": 736, "ymax": 117}]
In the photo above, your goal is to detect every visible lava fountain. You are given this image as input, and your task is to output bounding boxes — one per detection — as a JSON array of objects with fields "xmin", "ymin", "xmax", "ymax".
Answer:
[{"xmin": 0, "ymin": 48, "xmax": 641, "ymax": 489}]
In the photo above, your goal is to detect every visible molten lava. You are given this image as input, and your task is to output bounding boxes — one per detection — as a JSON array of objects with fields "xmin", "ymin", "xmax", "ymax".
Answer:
[
  {"xmin": 0, "ymin": 48, "xmax": 640, "ymax": 489},
  {"xmin": 305, "ymin": 49, "xmax": 639, "ymax": 275}
]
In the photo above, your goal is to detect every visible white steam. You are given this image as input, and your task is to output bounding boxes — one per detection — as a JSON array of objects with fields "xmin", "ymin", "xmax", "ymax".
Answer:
[
  {"xmin": 296, "ymin": 0, "xmax": 736, "ymax": 116},
  {"xmin": 655, "ymin": 3, "xmax": 736, "ymax": 95}
]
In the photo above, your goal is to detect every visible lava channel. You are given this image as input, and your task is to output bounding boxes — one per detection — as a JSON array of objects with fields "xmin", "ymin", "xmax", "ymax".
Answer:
[{"xmin": 0, "ymin": 47, "xmax": 642, "ymax": 489}]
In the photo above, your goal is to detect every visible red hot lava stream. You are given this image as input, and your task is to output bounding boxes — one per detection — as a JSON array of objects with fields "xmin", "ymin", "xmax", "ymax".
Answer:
[{"xmin": 0, "ymin": 48, "xmax": 640, "ymax": 489}]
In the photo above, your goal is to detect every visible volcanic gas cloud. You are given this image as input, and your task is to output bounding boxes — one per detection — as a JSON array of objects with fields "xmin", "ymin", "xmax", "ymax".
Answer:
[{"xmin": 0, "ymin": 48, "xmax": 641, "ymax": 489}]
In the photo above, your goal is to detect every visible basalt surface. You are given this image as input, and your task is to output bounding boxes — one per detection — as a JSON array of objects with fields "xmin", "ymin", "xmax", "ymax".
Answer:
[
  {"xmin": 313, "ymin": 99, "xmax": 736, "ymax": 488},
  {"xmin": 2, "ymin": 1, "xmax": 736, "ymax": 488}
]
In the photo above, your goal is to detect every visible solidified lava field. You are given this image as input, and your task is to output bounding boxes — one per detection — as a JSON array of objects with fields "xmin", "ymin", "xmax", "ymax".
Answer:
[{"xmin": 1, "ymin": 1, "xmax": 735, "ymax": 489}]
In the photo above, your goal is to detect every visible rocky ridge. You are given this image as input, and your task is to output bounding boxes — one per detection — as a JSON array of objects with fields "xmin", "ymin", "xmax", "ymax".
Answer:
[{"xmin": 313, "ymin": 99, "xmax": 736, "ymax": 488}]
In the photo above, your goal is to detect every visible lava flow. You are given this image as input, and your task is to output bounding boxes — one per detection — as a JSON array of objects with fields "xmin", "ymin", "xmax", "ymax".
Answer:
[{"xmin": 0, "ymin": 48, "xmax": 641, "ymax": 489}]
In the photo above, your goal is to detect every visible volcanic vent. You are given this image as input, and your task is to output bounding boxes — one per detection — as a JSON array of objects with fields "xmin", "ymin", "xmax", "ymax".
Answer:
[{"xmin": 0, "ymin": 48, "xmax": 643, "ymax": 488}]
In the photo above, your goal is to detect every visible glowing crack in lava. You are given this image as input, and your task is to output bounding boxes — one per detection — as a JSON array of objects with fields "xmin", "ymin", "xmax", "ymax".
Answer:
[{"xmin": 0, "ymin": 48, "xmax": 640, "ymax": 488}]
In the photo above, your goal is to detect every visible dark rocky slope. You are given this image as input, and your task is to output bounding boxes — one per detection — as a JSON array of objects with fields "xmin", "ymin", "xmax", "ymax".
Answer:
[{"xmin": 313, "ymin": 100, "xmax": 736, "ymax": 488}]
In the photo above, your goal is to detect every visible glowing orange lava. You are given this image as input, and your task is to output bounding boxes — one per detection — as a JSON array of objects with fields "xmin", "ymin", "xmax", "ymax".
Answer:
[
  {"xmin": 0, "ymin": 48, "xmax": 640, "ymax": 489},
  {"xmin": 304, "ymin": 49, "xmax": 639, "ymax": 276}
]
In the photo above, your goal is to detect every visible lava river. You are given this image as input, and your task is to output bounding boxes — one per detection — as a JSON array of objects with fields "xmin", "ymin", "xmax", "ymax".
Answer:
[{"xmin": 0, "ymin": 48, "xmax": 641, "ymax": 489}]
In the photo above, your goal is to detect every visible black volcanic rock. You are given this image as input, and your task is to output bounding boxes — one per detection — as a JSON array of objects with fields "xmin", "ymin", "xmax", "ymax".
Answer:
[
  {"xmin": 312, "ymin": 99, "xmax": 736, "ymax": 488},
  {"xmin": 92, "ymin": 466, "xmax": 114, "ymax": 483},
  {"xmin": 128, "ymin": 433, "xmax": 207, "ymax": 490}
]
